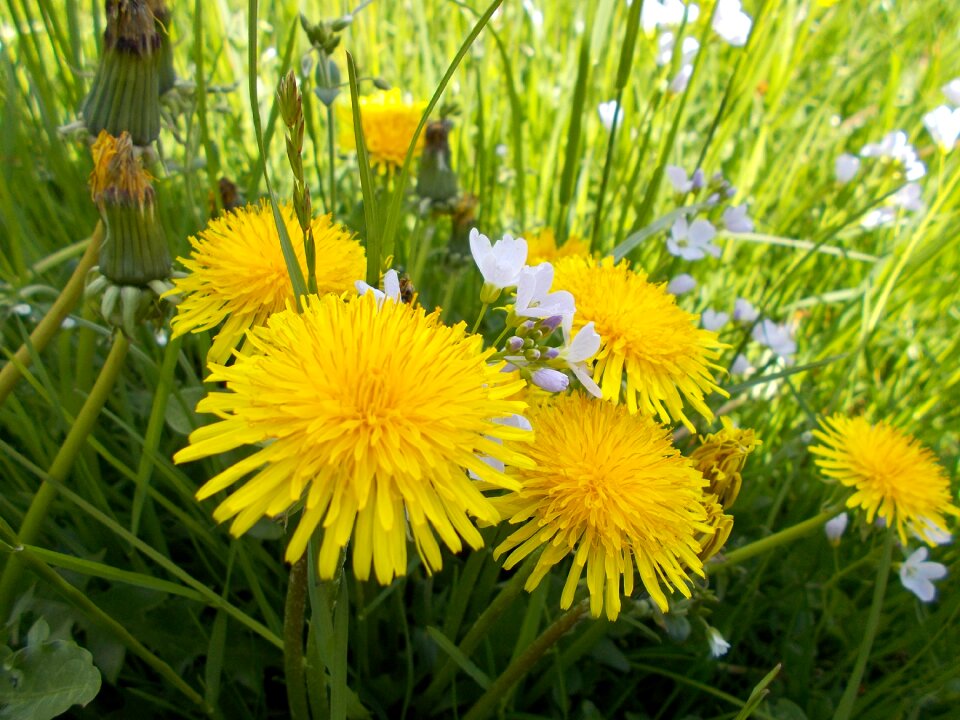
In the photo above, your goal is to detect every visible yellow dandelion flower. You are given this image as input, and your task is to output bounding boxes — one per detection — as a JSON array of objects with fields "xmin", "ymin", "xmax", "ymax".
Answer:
[
  {"xmin": 690, "ymin": 417, "xmax": 761, "ymax": 510},
  {"xmin": 494, "ymin": 393, "xmax": 712, "ymax": 620},
  {"xmin": 174, "ymin": 293, "xmax": 534, "ymax": 584},
  {"xmin": 552, "ymin": 255, "xmax": 727, "ymax": 431},
  {"xmin": 811, "ymin": 415, "xmax": 959, "ymax": 545},
  {"xmin": 340, "ymin": 89, "xmax": 428, "ymax": 172},
  {"xmin": 524, "ymin": 228, "xmax": 592, "ymax": 265},
  {"xmin": 690, "ymin": 418, "xmax": 761, "ymax": 561},
  {"xmin": 167, "ymin": 202, "xmax": 365, "ymax": 364}
]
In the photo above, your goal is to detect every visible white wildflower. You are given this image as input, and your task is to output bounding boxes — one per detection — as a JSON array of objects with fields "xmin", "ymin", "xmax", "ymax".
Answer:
[
  {"xmin": 722, "ymin": 204, "xmax": 754, "ymax": 233},
  {"xmin": 713, "ymin": 0, "xmax": 752, "ymax": 47},
  {"xmin": 899, "ymin": 547, "xmax": 947, "ymax": 603},
  {"xmin": 923, "ymin": 105, "xmax": 960, "ymax": 151},
  {"xmin": 835, "ymin": 153, "xmax": 860, "ymax": 184},
  {"xmin": 824, "ymin": 513, "xmax": 849, "ymax": 546},
  {"xmin": 701, "ymin": 308, "xmax": 729, "ymax": 331},
  {"xmin": 667, "ymin": 273, "xmax": 697, "ymax": 295},
  {"xmin": 668, "ymin": 217, "xmax": 720, "ymax": 261}
]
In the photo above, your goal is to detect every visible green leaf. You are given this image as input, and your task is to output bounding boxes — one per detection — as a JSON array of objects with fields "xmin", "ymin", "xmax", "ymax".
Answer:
[
  {"xmin": 0, "ymin": 619, "xmax": 101, "ymax": 720},
  {"xmin": 425, "ymin": 626, "xmax": 491, "ymax": 691}
]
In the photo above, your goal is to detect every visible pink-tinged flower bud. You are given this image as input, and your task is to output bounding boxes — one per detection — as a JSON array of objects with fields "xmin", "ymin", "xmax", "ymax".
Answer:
[
  {"xmin": 543, "ymin": 347, "xmax": 560, "ymax": 360},
  {"xmin": 531, "ymin": 368, "xmax": 569, "ymax": 393},
  {"xmin": 506, "ymin": 336, "xmax": 524, "ymax": 353},
  {"xmin": 540, "ymin": 315, "xmax": 563, "ymax": 333}
]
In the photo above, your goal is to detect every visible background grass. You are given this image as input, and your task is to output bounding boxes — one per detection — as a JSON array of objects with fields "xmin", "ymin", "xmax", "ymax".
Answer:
[{"xmin": 1, "ymin": 0, "xmax": 959, "ymax": 718}]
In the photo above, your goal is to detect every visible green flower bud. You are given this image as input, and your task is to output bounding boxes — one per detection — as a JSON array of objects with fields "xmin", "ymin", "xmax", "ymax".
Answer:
[
  {"xmin": 417, "ymin": 120, "xmax": 459, "ymax": 203},
  {"xmin": 82, "ymin": 0, "xmax": 162, "ymax": 145}
]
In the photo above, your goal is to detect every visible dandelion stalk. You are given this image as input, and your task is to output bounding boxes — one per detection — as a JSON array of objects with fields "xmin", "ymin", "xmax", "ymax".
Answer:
[
  {"xmin": 461, "ymin": 598, "xmax": 589, "ymax": 720},
  {"xmin": 421, "ymin": 551, "xmax": 539, "ymax": 706},
  {"xmin": 0, "ymin": 330, "xmax": 129, "ymax": 620},
  {"xmin": 708, "ymin": 509, "xmax": 838, "ymax": 573},
  {"xmin": 284, "ymin": 555, "xmax": 311, "ymax": 720},
  {"xmin": 832, "ymin": 529, "xmax": 895, "ymax": 720},
  {"xmin": 0, "ymin": 223, "xmax": 103, "ymax": 409}
]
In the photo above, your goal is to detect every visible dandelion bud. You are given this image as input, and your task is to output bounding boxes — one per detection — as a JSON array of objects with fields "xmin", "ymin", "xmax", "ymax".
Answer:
[
  {"xmin": 90, "ymin": 131, "xmax": 170, "ymax": 286},
  {"xmin": 148, "ymin": 0, "xmax": 175, "ymax": 95},
  {"xmin": 417, "ymin": 120, "xmax": 459, "ymax": 203},
  {"xmin": 506, "ymin": 336, "xmax": 524, "ymax": 353},
  {"xmin": 531, "ymin": 367, "xmax": 569, "ymax": 393},
  {"xmin": 690, "ymin": 418, "xmax": 761, "ymax": 510},
  {"xmin": 82, "ymin": 0, "xmax": 163, "ymax": 145}
]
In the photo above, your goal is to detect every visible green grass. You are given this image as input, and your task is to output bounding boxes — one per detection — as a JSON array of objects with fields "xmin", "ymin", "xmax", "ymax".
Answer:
[{"xmin": 2, "ymin": 0, "xmax": 959, "ymax": 718}]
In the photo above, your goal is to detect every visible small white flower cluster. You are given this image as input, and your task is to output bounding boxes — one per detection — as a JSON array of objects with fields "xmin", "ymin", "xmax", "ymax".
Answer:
[
  {"xmin": 668, "ymin": 285, "xmax": 795, "ymax": 373},
  {"xmin": 923, "ymin": 79, "xmax": 960, "ymax": 152},
  {"xmin": 851, "ymin": 130, "xmax": 926, "ymax": 230},
  {"xmin": 824, "ymin": 513, "xmax": 951, "ymax": 602},
  {"xmin": 467, "ymin": 228, "xmax": 603, "ymax": 398},
  {"xmin": 664, "ymin": 167, "xmax": 753, "ymax": 261}
]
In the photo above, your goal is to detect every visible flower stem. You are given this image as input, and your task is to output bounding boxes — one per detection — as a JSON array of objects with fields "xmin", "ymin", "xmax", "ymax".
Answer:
[
  {"xmin": 0, "ymin": 223, "xmax": 103, "ymax": 409},
  {"xmin": 471, "ymin": 303, "xmax": 489, "ymax": 334},
  {"xmin": 284, "ymin": 555, "xmax": 310, "ymax": 720},
  {"xmin": 462, "ymin": 599, "xmax": 589, "ymax": 720},
  {"xmin": 708, "ymin": 509, "xmax": 838, "ymax": 573},
  {"xmin": 422, "ymin": 551, "xmax": 539, "ymax": 706},
  {"xmin": 832, "ymin": 529, "xmax": 895, "ymax": 720},
  {"xmin": 0, "ymin": 330, "xmax": 128, "ymax": 621}
]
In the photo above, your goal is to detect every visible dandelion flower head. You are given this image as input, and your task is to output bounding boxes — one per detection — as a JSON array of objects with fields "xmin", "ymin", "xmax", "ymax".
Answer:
[
  {"xmin": 690, "ymin": 418, "xmax": 761, "ymax": 560},
  {"xmin": 167, "ymin": 202, "xmax": 365, "ymax": 363},
  {"xmin": 811, "ymin": 415, "xmax": 959, "ymax": 545},
  {"xmin": 341, "ymin": 89, "xmax": 428, "ymax": 172},
  {"xmin": 494, "ymin": 393, "xmax": 712, "ymax": 620},
  {"xmin": 524, "ymin": 228, "xmax": 592, "ymax": 265},
  {"xmin": 174, "ymin": 292, "xmax": 534, "ymax": 585},
  {"xmin": 551, "ymin": 255, "xmax": 727, "ymax": 431}
]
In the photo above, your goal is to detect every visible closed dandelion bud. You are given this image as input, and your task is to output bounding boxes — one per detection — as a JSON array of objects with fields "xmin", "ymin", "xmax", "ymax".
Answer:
[
  {"xmin": 689, "ymin": 418, "xmax": 761, "ymax": 511},
  {"xmin": 417, "ymin": 120, "xmax": 459, "ymax": 203},
  {"xmin": 698, "ymin": 501, "xmax": 733, "ymax": 562},
  {"xmin": 90, "ymin": 131, "xmax": 170, "ymax": 286},
  {"xmin": 148, "ymin": 0, "xmax": 175, "ymax": 95},
  {"xmin": 82, "ymin": 0, "xmax": 162, "ymax": 145}
]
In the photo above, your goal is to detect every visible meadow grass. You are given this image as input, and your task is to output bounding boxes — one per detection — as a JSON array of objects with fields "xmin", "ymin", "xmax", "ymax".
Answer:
[{"xmin": 1, "ymin": 1, "xmax": 959, "ymax": 718}]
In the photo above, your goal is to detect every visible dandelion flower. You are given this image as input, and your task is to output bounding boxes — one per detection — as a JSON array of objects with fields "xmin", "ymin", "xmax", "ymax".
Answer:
[
  {"xmin": 175, "ymin": 293, "xmax": 534, "ymax": 584},
  {"xmin": 493, "ymin": 393, "xmax": 712, "ymax": 619},
  {"xmin": 811, "ymin": 416, "xmax": 959, "ymax": 545},
  {"xmin": 690, "ymin": 418, "xmax": 760, "ymax": 560},
  {"xmin": 552, "ymin": 255, "xmax": 727, "ymax": 430},
  {"xmin": 340, "ymin": 89, "xmax": 427, "ymax": 172},
  {"xmin": 524, "ymin": 228, "xmax": 591, "ymax": 265},
  {"xmin": 167, "ymin": 203, "xmax": 365, "ymax": 363}
]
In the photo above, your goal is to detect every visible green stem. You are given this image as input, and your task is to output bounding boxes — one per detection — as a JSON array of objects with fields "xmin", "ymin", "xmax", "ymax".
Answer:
[
  {"xmin": 0, "ymin": 331, "xmax": 129, "ymax": 620},
  {"xmin": 0, "ymin": 223, "xmax": 102, "ymax": 409},
  {"xmin": 285, "ymin": 555, "xmax": 310, "ymax": 720},
  {"xmin": 0, "ymin": 518, "xmax": 212, "ymax": 714},
  {"xmin": 708, "ymin": 509, "xmax": 837, "ymax": 573},
  {"xmin": 462, "ymin": 598, "xmax": 589, "ymax": 720},
  {"xmin": 832, "ymin": 530, "xmax": 895, "ymax": 720},
  {"xmin": 327, "ymin": 103, "xmax": 337, "ymax": 215},
  {"xmin": 422, "ymin": 552, "xmax": 539, "ymax": 706},
  {"xmin": 131, "ymin": 334, "xmax": 183, "ymax": 537},
  {"xmin": 471, "ymin": 303, "xmax": 489, "ymax": 334}
]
